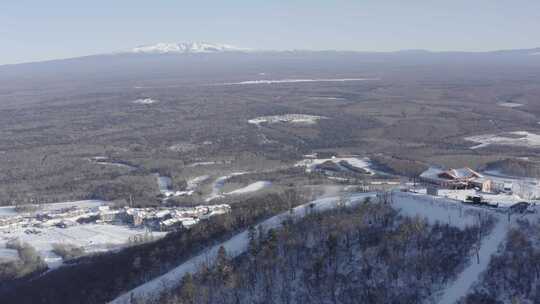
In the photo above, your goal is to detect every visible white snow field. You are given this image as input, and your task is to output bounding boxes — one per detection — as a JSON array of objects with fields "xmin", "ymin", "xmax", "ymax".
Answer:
[
  {"xmin": 109, "ymin": 192, "xmax": 378, "ymax": 304},
  {"xmin": 186, "ymin": 161, "xmax": 217, "ymax": 167},
  {"xmin": 225, "ymin": 181, "xmax": 272, "ymax": 195},
  {"xmin": 308, "ymin": 96, "xmax": 346, "ymax": 100},
  {"xmin": 0, "ymin": 223, "xmax": 166, "ymax": 268},
  {"xmin": 427, "ymin": 189, "xmax": 527, "ymax": 208},
  {"xmin": 223, "ymin": 78, "xmax": 378, "ymax": 85},
  {"xmin": 465, "ymin": 131, "xmax": 540, "ymax": 149},
  {"xmin": 132, "ymin": 98, "xmax": 158, "ymax": 105},
  {"xmin": 248, "ymin": 114, "xmax": 327, "ymax": 125},
  {"xmin": 392, "ymin": 191, "xmax": 491, "ymax": 228},
  {"xmin": 497, "ymin": 102, "xmax": 523, "ymax": 108},
  {"xmin": 295, "ymin": 156, "xmax": 375, "ymax": 175},
  {"xmin": 0, "ymin": 200, "xmax": 105, "ymax": 219}
]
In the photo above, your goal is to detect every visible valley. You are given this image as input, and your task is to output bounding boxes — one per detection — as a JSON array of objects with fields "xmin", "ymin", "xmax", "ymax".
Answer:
[{"xmin": 1, "ymin": 47, "xmax": 540, "ymax": 303}]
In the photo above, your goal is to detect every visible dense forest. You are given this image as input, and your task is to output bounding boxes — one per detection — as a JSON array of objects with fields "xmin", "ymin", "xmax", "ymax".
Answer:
[{"xmin": 154, "ymin": 202, "xmax": 491, "ymax": 304}]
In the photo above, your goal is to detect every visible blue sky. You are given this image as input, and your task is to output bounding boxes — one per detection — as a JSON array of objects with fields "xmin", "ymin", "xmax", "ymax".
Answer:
[{"xmin": 1, "ymin": 0, "xmax": 539, "ymax": 64}]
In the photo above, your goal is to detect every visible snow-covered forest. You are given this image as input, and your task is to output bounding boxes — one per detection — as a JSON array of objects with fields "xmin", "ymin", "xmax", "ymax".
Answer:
[
  {"xmin": 153, "ymin": 202, "xmax": 494, "ymax": 304},
  {"xmin": 461, "ymin": 219, "xmax": 540, "ymax": 304}
]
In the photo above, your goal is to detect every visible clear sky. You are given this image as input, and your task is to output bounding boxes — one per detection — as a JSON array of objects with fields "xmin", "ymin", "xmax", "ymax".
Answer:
[{"xmin": 1, "ymin": 0, "xmax": 539, "ymax": 65}]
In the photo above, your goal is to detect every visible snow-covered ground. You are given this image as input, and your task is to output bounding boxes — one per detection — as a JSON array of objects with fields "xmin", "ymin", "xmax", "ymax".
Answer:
[
  {"xmin": 295, "ymin": 156, "xmax": 375, "ymax": 175},
  {"xmin": 429, "ymin": 189, "xmax": 525, "ymax": 208},
  {"xmin": 223, "ymin": 78, "xmax": 378, "ymax": 85},
  {"xmin": 392, "ymin": 191, "xmax": 491, "ymax": 228},
  {"xmin": 205, "ymin": 172, "xmax": 248, "ymax": 202},
  {"xmin": 497, "ymin": 102, "xmax": 523, "ymax": 108},
  {"xmin": 0, "ymin": 200, "xmax": 105, "ymax": 219},
  {"xmin": 248, "ymin": 114, "xmax": 327, "ymax": 125},
  {"xmin": 465, "ymin": 131, "xmax": 540, "ymax": 149},
  {"xmin": 89, "ymin": 157, "xmax": 137, "ymax": 170},
  {"xmin": 186, "ymin": 161, "xmax": 217, "ymax": 167},
  {"xmin": 156, "ymin": 174, "xmax": 194, "ymax": 198},
  {"xmin": 225, "ymin": 181, "xmax": 272, "ymax": 195},
  {"xmin": 0, "ymin": 199, "xmax": 229, "ymax": 268},
  {"xmin": 186, "ymin": 175, "xmax": 210, "ymax": 191},
  {"xmin": 108, "ymin": 192, "xmax": 377, "ymax": 304},
  {"xmin": 0, "ymin": 223, "xmax": 167, "ymax": 268},
  {"xmin": 133, "ymin": 98, "xmax": 159, "ymax": 105},
  {"xmin": 308, "ymin": 96, "xmax": 346, "ymax": 100}
]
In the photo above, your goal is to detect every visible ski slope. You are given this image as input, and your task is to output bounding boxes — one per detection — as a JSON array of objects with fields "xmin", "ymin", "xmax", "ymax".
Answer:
[
  {"xmin": 437, "ymin": 218, "xmax": 508, "ymax": 304},
  {"xmin": 225, "ymin": 181, "xmax": 271, "ymax": 195},
  {"xmin": 393, "ymin": 191, "xmax": 510, "ymax": 303},
  {"xmin": 108, "ymin": 192, "xmax": 377, "ymax": 304},
  {"xmin": 392, "ymin": 191, "xmax": 490, "ymax": 229}
]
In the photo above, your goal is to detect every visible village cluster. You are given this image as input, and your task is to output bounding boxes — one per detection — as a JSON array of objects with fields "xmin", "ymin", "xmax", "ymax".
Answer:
[{"xmin": 0, "ymin": 203, "xmax": 231, "ymax": 233}]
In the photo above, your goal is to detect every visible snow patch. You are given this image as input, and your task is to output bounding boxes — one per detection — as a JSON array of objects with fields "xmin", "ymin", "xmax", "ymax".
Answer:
[
  {"xmin": 225, "ymin": 181, "xmax": 271, "ymax": 195},
  {"xmin": 497, "ymin": 102, "xmax": 523, "ymax": 108},
  {"xmin": 465, "ymin": 131, "xmax": 540, "ymax": 149},
  {"xmin": 248, "ymin": 114, "xmax": 327, "ymax": 125},
  {"xmin": 308, "ymin": 96, "xmax": 346, "ymax": 100},
  {"xmin": 133, "ymin": 98, "xmax": 158, "ymax": 105},
  {"xmin": 224, "ymin": 78, "xmax": 378, "ymax": 85},
  {"xmin": 0, "ymin": 224, "xmax": 166, "ymax": 268},
  {"xmin": 295, "ymin": 156, "xmax": 374, "ymax": 175},
  {"xmin": 206, "ymin": 172, "xmax": 248, "ymax": 202}
]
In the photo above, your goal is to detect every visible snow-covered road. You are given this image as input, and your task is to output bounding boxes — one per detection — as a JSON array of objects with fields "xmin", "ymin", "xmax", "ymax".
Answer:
[{"xmin": 109, "ymin": 192, "xmax": 376, "ymax": 304}]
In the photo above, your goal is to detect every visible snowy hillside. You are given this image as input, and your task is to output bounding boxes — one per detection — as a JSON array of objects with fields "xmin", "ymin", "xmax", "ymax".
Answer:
[{"xmin": 129, "ymin": 42, "xmax": 250, "ymax": 54}]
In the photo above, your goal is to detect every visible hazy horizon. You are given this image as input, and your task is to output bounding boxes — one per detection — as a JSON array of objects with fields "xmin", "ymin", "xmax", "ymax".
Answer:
[{"xmin": 2, "ymin": 0, "xmax": 540, "ymax": 65}]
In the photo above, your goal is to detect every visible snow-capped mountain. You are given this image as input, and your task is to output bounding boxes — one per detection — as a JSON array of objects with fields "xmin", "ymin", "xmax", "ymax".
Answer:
[{"xmin": 129, "ymin": 42, "xmax": 251, "ymax": 54}]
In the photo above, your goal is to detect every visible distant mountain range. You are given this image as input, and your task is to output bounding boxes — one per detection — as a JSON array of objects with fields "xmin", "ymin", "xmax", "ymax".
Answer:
[{"xmin": 2, "ymin": 41, "xmax": 540, "ymax": 67}]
